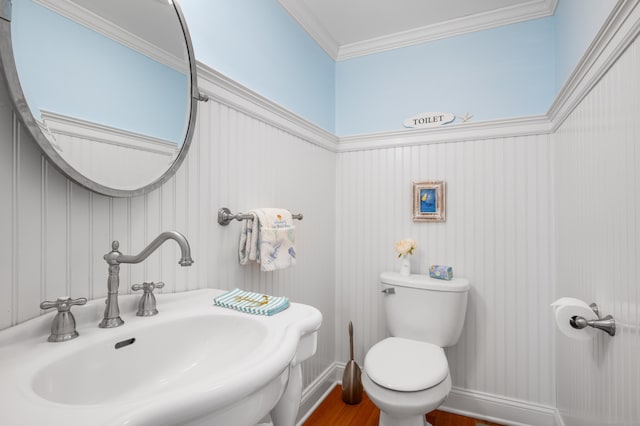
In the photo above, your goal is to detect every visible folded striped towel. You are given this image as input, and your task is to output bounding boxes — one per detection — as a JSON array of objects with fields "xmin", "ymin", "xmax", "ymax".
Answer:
[{"xmin": 213, "ymin": 288, "xmax": 290, "ymax": 316}]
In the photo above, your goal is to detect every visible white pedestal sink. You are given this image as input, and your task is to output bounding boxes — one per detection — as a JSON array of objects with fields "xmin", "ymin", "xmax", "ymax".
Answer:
[{"xmin": 0, "ymin": 289, "xmax": 322, "ymax": 426}]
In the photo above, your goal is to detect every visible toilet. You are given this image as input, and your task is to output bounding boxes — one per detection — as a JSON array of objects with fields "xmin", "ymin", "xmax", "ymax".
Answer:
[{"xmin": 362, "ymin": 272, "xmax": 470, "ymax": 426}]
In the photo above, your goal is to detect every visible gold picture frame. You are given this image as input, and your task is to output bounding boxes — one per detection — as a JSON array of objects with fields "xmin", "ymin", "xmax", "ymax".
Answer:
[{"xmin": 412, "ymin": 181, "xmax": 446, "ymax": 222}]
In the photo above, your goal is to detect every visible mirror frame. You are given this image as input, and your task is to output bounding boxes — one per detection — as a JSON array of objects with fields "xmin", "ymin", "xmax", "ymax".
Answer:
[{"xmin": 0, "ymin": 0, "xmax": 199, "ymax": 197}]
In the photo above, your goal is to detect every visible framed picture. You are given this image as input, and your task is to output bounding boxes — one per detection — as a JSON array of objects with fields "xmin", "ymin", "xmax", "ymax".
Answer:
[{"xmin": 413, "ymin": 181, "xmax": 446, "ymax": 222}]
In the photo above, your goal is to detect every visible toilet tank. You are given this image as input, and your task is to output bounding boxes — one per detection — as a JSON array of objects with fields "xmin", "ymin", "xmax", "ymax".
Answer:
[{"xmin": 380, "ymin": 272, "xmax": 470, "ymax": 348}]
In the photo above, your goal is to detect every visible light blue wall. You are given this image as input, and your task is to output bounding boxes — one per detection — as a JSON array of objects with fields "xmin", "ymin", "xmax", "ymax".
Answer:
[
  {"xmin": 335, "ymin": 18, "xmax": 556, "ymax": 136},
  {"xmin": 179, "ymin": 1, "xmax": 615, "ymax": 137},
  {"xmin": 553, "ymin": 0, "xmax": 616, "ymax": 92},
  {"xmin": 11, "ymin": 1, "xmax": 616, "ymax": 139},
  {"xmin": 12, "ymin": 0, "xmax": 188, "ymax": 144},
  {"xmin": 180, "ymin": 0, "xmax": 336, "ymax": 132}
]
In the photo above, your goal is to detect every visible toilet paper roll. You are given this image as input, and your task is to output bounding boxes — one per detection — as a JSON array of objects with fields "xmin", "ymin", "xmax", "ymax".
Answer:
[{"xmin": 551, "ymin": 297, "xmax": 598, "ymax": 340}]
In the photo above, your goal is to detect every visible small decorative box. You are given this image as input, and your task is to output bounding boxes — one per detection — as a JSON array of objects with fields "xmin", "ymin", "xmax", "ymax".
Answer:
[{"xmin": 429, "ymin": 265, "xmax": 453, "ymax": 280}]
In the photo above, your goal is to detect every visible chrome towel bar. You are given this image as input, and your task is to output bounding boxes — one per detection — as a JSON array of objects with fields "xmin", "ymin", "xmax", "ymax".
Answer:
[{"xmin": 217, "ymin": 207, "xmax": 303, "ymax": 226}]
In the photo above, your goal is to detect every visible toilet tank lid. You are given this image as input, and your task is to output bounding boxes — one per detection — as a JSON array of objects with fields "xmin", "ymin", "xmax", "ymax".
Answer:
[{"xmin": 380, "ymin": 272, "xmax": 470, "ymax": 292}]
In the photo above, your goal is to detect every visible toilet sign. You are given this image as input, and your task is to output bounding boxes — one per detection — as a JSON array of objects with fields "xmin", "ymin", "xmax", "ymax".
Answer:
[{"xmin": 403, "ymin": 112, "xmax": 455, "ymax": 129}]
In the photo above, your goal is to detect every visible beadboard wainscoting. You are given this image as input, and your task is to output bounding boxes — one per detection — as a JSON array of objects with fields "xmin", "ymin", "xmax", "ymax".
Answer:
[
  {"xmin": 552, "ymin": 30, "xmax": 640, "ymax": 426},
  {"xmin": 334, "ymin": 134, "xmax": 556, "ymax": 420},
  {"xmin": 0, "ymin": 65, "xmax": 336, "ymax": 393}
]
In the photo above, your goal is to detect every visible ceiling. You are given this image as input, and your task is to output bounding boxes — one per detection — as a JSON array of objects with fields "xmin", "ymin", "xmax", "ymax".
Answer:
[{"xmin": 277, "ymin": 0, "xmax": 558, "ymax": 60}]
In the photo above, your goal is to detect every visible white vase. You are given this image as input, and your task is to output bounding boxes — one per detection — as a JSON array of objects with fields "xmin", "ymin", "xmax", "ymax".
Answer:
[{"xmin": 399, "ymin": 256, "xmax": 411, "ymax": 276}]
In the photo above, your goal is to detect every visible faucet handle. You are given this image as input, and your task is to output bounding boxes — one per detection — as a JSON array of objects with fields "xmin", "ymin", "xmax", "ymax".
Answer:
[
  {"xmin": 40, "ymin": 296, "xmax": 87, "ymax": 312},
  {"xmin": 39, "ymin": 297, "xmax": 87, "ymax": 342},
  {"xmin": 131, "ymin": 281, "xmax": 165, "ymax": 292},
  {"xmin": 131, "ymin": 282, "xmax": 164, "ymax": 316}
]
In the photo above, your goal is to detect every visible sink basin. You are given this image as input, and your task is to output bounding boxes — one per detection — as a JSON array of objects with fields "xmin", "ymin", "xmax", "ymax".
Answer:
[
  {"xmin": 32, "ymin": 315, "xmax": 267, "ymax": 405},
  {"xmin": 0, "ymin": 289, "xmax": 322, "ymax": 425}
]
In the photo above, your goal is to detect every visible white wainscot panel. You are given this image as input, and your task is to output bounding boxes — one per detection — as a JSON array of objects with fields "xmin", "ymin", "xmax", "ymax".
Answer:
[
  {"xmin": 553, "ymin": 31, "xmax": 640, "ymax": 426},
  {"xmin": 335, "ymin": 134, "xmax": 555, "ymax": 410}
]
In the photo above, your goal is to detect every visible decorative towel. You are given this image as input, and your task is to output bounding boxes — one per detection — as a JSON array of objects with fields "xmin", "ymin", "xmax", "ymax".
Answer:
[
  {"xmin": 238, "ymin": 213, "xmax": 258, "ymax": 265},
  {"xmin": 238, "ymin": 208, "xmax": 297, "ymax": 271},
  {"xmin": 214, "ymin": 288, "xmax": 290, "ymax": 316}
]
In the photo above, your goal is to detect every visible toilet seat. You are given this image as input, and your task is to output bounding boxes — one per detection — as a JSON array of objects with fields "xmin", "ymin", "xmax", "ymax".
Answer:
[
  {"xmin": 364, "ymin": 337, "xmax": 448, "ymax": 392},
  {"xmin": 362, "ymin": 369, "xmax": 452, "ymax": 418}
]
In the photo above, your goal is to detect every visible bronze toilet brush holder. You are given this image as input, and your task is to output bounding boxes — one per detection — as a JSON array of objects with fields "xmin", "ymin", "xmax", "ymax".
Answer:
[{"xmin": 342, "ymin": 321, "xmax": 363, "ymax": 404}]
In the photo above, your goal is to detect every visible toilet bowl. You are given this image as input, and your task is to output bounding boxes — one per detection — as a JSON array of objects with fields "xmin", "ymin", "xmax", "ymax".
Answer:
[
  {"xmin": 363, "ymin": 272, "xmax": 470, "ymax": 426},
  {"xmin": 362, "ymin": 337, "xmax": 451, "ymax": 426},
  {"xmin": 363, "ymin": 371, "xmax": 451, "ymax": 426}
]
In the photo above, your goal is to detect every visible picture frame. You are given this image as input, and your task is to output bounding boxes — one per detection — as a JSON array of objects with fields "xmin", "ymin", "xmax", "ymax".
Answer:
[{"xmin": 412, "ymin": 181, "xmax": 446, "ymax": 222}]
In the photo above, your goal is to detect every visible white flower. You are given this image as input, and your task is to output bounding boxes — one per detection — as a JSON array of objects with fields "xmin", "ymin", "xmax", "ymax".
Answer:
[{"xmin": 395, "ymin": 238, "xmax": 416, "ymax": 258}]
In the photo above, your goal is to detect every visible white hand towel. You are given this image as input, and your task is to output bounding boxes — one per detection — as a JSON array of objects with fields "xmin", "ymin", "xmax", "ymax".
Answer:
[
  {"xmin": 238, "ymin": 208, "xmax": 297, "ymax": 271},
  {"xmin": 258, "ymin": 225, "xmax": 296, "ymax": 271},
  {"xmin": 254, "ymin": 208, "xmax": 296, "ymax": 271}
]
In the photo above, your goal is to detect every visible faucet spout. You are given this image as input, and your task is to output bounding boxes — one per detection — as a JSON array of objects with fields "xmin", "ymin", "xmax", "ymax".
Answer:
[
  {"xmin": 99, "ymin": 231, "xmax": 194, "ymax": 328},
  {"xmin": 111, "ymin": 231, "xmax": 194, "ymax": 267}
]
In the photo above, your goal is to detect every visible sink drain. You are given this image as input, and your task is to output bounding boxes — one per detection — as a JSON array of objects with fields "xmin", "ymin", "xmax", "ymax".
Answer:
[{"xmin": 114, "ymin": 338, "xmax": 135, "ymax": 349}]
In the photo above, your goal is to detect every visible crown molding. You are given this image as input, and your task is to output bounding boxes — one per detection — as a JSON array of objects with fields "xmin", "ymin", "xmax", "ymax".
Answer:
[
  {"xmin": 33, "ymin": 0, "xmax": 187, "ymax": 73},
  {"xmin": 338, "ymin": 0, "xmax": 557, "ymax": 60},
  {"xmin": 277, "ymin": 0, "xmax": 339, "ymax": 59},
  {"xmin": 279, "ymin": 0, "xmax": 557, "ymax": 61},
  {"xmin": 547, "ymin": 0, "xmax": 640, "ymax": 131}
]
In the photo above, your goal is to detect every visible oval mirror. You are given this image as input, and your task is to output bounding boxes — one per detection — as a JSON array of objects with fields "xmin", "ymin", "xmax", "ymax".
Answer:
[{"xmin": 0, "ymin": 0, "xmax": 199, "ymax": 197}]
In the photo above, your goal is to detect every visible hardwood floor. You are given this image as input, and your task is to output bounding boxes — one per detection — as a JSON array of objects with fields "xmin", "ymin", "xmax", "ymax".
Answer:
[{"xmin": 303, "ymin": 385, "xmax": 504, "ymax": 426}]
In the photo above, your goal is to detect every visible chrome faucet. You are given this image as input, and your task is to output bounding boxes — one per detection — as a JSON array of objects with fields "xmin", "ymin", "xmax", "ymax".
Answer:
[{"xmin": 99, "ymin": 231, "xmax": 194, "ymax": 328}]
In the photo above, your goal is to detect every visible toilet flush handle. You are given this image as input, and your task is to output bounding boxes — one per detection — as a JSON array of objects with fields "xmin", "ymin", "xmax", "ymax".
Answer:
[{"xmin": 381, "ymin": 288, "xmax": 395, "ymax": 294}]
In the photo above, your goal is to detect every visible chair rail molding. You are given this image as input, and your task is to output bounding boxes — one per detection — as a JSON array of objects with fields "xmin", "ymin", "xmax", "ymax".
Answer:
[
  {"xmin": 337, "ymin": 115, "xmax": 552, "ymax": 152},
  {"xmin": 196, "ymin": 63, "xmax": 338, "ymax": 153}
]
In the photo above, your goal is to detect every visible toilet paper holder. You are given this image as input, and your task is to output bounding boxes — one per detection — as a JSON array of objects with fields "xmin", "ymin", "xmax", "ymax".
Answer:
[{"xmin": 569, "ymin": 303, "xmax": 616, "ymax": 337}]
